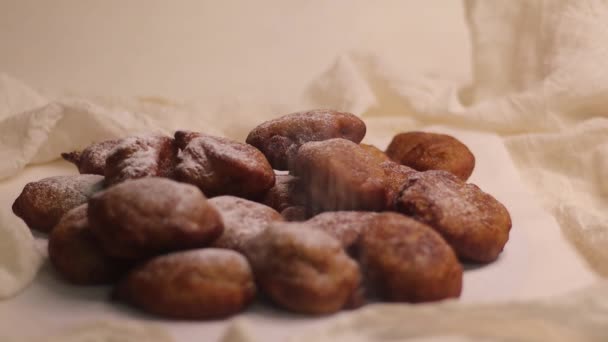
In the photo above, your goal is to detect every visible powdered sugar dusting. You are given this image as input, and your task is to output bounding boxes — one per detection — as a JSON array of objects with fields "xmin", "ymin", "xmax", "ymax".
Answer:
[
  {"xmin": 25, "ymin": 175, "xmax": 104, "ymax": 212},
  {"xmin": 174, "ymin": 134, "xmax": 274, "ymax": 198},
  {"xmin": 105, "ymin": 133, "xmax": 176, "ymax": 185},
  {"xmin": 78, "ymin": 139, "xmax": 121, "ymax": 174},
  {"xmin": 13, "ymin": 174, "xmax": 104, "ymax": 232},
  {"xmin": 306, "ymin": 211, "xmax": 378, "ymax": 247},
  {"xmin": 401, "ymin": 171, "xmax": 481, "ymax": 220},
  {"xmin": 397, "ymin": 170, "xmax": 511, "ymax": 262},
  {"xmin": 246, "ymin": 109, "xmax": 366, "ymax": 169},
  {"xmin": 268, "ymin": 222, "xmax": 341, "ymax": 250},
  {"xmin": 210, "ymin": 196, "xmax": 282, "ymax": 251},
  {"xmin": 202, "ymin": 135, "xmax": 267, "ymax": 169},
  {"xmin": 158, "ymin": 248, "xmax": 250, "ymax": 271},
  {"xmin": 118, "ymin": 144, "xmax": 157, "ymax": 177},
  {"xmin": 106, "ymin": 177, "xmax": 204, "ymax": 215}
]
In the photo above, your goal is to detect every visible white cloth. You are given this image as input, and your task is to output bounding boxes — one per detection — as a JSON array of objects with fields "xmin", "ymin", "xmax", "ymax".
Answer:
[{"xmin": 0, "ymin": 0, "xmax": 607, "ymax": 340}]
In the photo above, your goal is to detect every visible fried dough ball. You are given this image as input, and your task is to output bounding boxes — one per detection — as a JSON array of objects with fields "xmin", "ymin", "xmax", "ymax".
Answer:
[
  {"xmin": 260, "ymin": 174, "xmax": 306, "ymax": 212},
  {"xmin": 246, "ymin": 109, "xmax": 366, "ymax": 170},
  {"xmin": 209, "ymin": 196, "xmax": 283, "ymax": 253},
  {"xmin": 359, "ymin": 213, "xmax": 462, "ymax": 302},
  {"xmin": 360, "ymin": 144, "xmax": 391, "ymax": 163},
  {"xmin": 396, "ymin": 171, "xmax": 511, "ymax": 263},
  {"xmin": 114, "ymin": 249, "xmax": 256, "ymax": 319},
  {"xmin": 306, "ymin": 211, "xmax": 379, "ymax": 249},
  {"xmin": 12, "ymin": 175, "xmax": 104, "ymax": 233},
  {"xmin": 104, "ymin": 133, "xmax": 178, "ymax": 187},
  {"xmin": 290, "ymin": 138, "xmax": 390, "ymax": 213},
  {"xmin": 173, "ymin": 132, "xmax": 275, "ymax": 199},
  {"xmin": 379, "ymin": 160, "xmax": 417, "ymax": 209},
  {"xmin": 48, "ymin": 204, "xmax": 128, "ymax": 285},
  {"xmin": 88, "ymin": 177, "xmax": 223, "ymax": 259},
  {"xmin": 244, "ymin": 223, "xmax": 361, "ymax": 315},
  {"xmin": 385, "ymin": 132, "xmax": 475, "ymax": 181},
  {"xmin": 61, "ymin": 139, "xmax": 121, "ymax": 175}
]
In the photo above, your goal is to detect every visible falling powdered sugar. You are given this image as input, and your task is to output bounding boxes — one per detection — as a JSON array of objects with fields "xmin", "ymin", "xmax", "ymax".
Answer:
[{"xmin": 209, "ymin": 196, "xmax": 282, "ymax": 252}]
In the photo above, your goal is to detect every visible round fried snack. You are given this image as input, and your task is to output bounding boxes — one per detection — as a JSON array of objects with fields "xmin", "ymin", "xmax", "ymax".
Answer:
[
  {"xmin": 88, "ymin": 177, "xmax": 223, "ymax": 259},
  {"xmin": 260, "ymin": 174, "xmax": 306, "ymax": 212},
  {"xmin": 360, "ymin": 144, "xmax": 391, "ymax": 163},
  {"xmin": 379, "ymin": 160, "xmax": 417, "ymax": 209},
  {"xmin": 48, "ymin": 204, "xmax": 128, "ymax": 285},
  {"xmin": 244, "ymin": 223, "xmax": 361, "ymax": 315},
  {"xmin": 114, "ymin": 249, "xmax": 256, "ymax": 319},
  {"xmin": 173, "ymin": 132, "xmax": 275, "ymax": 199},
  {"xmin": 209, "ymin": 196, "xmax": 283, "ymax": 253},
  {"xmin": 12, "ymin": 175, "xmax": 104, "ymax": 233},
  {"xmin": 396, "ymin": 171, "xmax": 511, "ymax": 263},
  {"xmin": 246, "ymin": 109, "xmax": 366, "ymax": 170},
  {"xmin": 306, "ymin": 211, "xmax": 379, "ymax": 249},
  {"xmin": 291, "ymin": 138, "xmax": 390, "ymax": 213},
  {"xmin": 359, "ymin": 213, "xmax": 462, "ymax": 302},
  {"xmin": 385, "ymin": 132, "xmax": 475, "ymax": 181},
  {"xmin": 61, "ymin": 139, "xmax": 121, "ymax": 175},
  {"xmin": 104, "ymin": 133, "xmax": 178, "ymax": 187}
]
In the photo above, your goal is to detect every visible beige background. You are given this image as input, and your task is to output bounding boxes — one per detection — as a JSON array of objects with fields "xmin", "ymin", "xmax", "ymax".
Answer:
[{"xmin": 0, "ymin": 0, "xmax": 470, "ymax": 103}]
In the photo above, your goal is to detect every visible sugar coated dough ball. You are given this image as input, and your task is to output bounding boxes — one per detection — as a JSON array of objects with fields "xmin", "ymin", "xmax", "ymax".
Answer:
[
  {"xmin": 114, "ymin": 248, "xmax": 256, "ymax": 319},
  {"xmin": 12, "ymin": 175, "xmax": 104, "ymax": 233},
  {"xmin": 246, "ymin": 109, "xmax": 366, "ymax": 170},
  {"xmin": 88, "ymin": 177, "xmax": 223, "ymax": 259},
  {"xmin": 396, "ymin": 170, "xmax": 511, "ymax": 263},
  {"xmin": 359, "ymin": 213, "xmax": 463, "ymax": 302},
  {"xmin": 244, "ymin": 223, "xmax": 361, "ymax": 314},
  {"xmin": 386, "ymin": 132, "xmax": 475, "ymax": 181}
]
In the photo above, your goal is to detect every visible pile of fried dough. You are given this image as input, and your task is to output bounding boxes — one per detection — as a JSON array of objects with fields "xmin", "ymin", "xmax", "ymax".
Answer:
[{"xmin": 12, "ymin": 109, "xmax": 511, "ymax": 319}]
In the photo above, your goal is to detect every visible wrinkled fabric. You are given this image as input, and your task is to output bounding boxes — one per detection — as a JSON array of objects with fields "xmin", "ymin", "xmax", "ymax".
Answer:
[{"xmin": 0, "ymin": 0, "xmax": 607, "ymax": 341}]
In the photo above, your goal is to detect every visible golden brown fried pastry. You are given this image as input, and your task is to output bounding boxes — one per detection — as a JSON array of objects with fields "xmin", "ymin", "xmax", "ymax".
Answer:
[
  {"xmin": 244, "ymin": 223, "xmax": 361, "ymax": 315},
  {"xmin": 396, "ymin": 170, "xmax": 511, "ymax": 263},
  {"xmin": 280, "ymin": 206, "xmax": 310, "ymax": 222},
  {"xmin": 88, "ymin": 177, "xmax": 223, "ymax": 259},
  {"xmin": 306, "ymin": 211, "xmax": 379, "ymax": 249},
  {"xmin": 114, "ymin": 249, "xmax": 256, "ymax": 319},
  {"xmin": 359, "ymin": 213, "xmax": 462, "ymax": 302},
  {"xmin": 360, "ymin": 144, "xmax": 391, "ymax": 163},
  {"xmin": 61, "ymin": 139, "xmax": 121, "ymax": 175},
  {"xmin": 379, "ymin": 160, "xmax": 417, "ymax": 209},
  {"xmin": 291, "ymin": 138, "xmax": 390, "ymax": 213},
  {"xmin": 385, "ymin": 132, "xmax": 475, "ymax": 181},
  {"xmin": 104, "ymin": 133, "xmax": 178, "ymax": 187},
  {"xmin": 173, "ymin": 132, "xmax": 275, "ymax": 199},
  {"xmin": 48, "ymin": 204, "xmax": 128, "ymax": 285},
  {"xmin": 12, "ymin": 175, "xmax": 104, "ymax": 233},
  {"xmin": 246, "ymin": 109, "xmax": 366, "ymax": 170},
  {"xmin": 209, "ymin": 196, "xmax": 283, "ymax": 253},
  {"xmin": 260, "ymin": 174, "xmax": 306, "ymax": 212}
]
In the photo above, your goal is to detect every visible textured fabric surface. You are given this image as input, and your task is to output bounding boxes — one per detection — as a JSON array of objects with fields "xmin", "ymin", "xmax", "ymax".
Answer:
[{"xmin": 0, "ymin": 0, "xmax": 606, "ymax": 341}]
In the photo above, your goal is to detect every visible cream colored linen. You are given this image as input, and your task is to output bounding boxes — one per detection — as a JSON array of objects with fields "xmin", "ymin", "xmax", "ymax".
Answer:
[
  {"xmin": 287, "ymin": 281, "xmax": 608, "ymax": 342},
  {"xmin": 1, "ymin": 319, "xmax": 173, "ymax": 342},
  {"xmin": 0, "ymin": 0, "xmax": 607, "ymax": 341}
]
